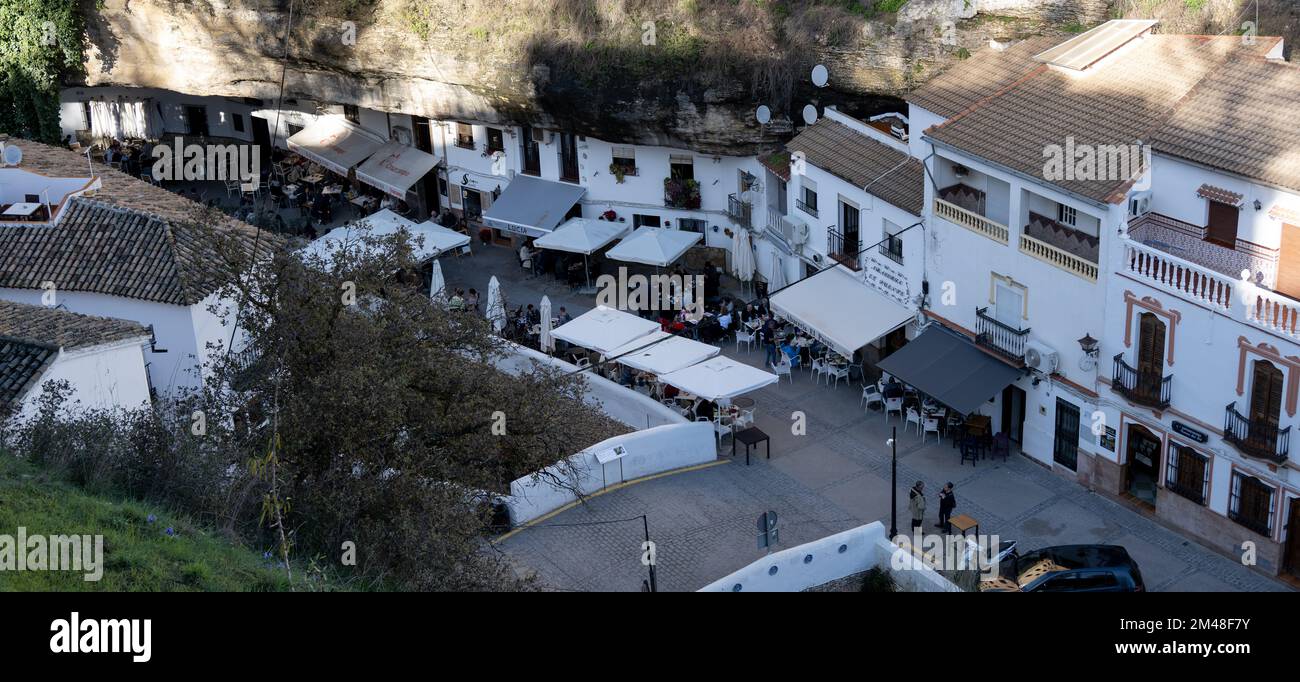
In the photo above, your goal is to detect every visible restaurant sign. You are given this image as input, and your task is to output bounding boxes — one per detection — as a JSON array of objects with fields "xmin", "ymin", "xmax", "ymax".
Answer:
[
  {"xmin": 863, "ymin": 257, "xmax": 911, "ymax": 307},
  {"xmin": 1171, "ymin": 421, "xmax": 1208, "ymax": 444}
]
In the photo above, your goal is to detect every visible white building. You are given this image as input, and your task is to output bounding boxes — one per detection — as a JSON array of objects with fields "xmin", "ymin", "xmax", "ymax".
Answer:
[
  {"xmin": 902, "ymin": 20, "xmax": 1300, "ymax": 578},
  {"xmin": 0, "ymin": 138, "xmax": 266, "ymax": 399},
  {"xmin": 0, "ymin": 300, "xmax": 152, "ymax": 421}
]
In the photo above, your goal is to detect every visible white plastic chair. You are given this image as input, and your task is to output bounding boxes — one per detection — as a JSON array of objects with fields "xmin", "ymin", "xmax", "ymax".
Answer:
[
  {"xmin": 735, "ymin": 329, "xmax": 755, "ymax": 353},
  {"xmin": 770, "ymin": 356, "xmax": 793, "ymax": 383},
  {"xmin": 922, "ymin": 416, "xmax": 942, "ymax": 444},
  {"xmin": 861, "ymin": 384, "xmax": 883, "ymax": 410},
  {"xmin": 828, "ymin": 363, "xmax": 850, "ymax": 389},
  {"xmin": 884, "ymin": 396, "xmax": 903, "ymax": 422},
  {"xmin": 906, "ymin": 407, "xmax": 922, "ymax": 435},
  {"xmin": 810, "ymin": 356, "xmax": 829, "ymax": 384}
]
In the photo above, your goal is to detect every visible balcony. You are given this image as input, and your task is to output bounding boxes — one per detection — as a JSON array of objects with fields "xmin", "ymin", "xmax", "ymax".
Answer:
[
  {"xmin": 1223, "ymin": 402, "xmax": 1291, "ymax": 464},
  {"xmin": 827, "ymin": 228, "xmax": 860, "ymax": 271},
  {"xmin": 727, "ymin": 193, "xmax": 753, "ymax": 230},
  {"xmin": 975, "ymin": 307, "xmax": 1031, "ymax": 361},
  {"xmin": 765, "ymin": 211, "xmax": 797, "ymax": 250},
  {"xmin": 934, "ymin": 185, "xmax": 1007, "ymax": 244},
  {"xmin": 1019, "ymin": 212, "xmax": 1099, "ymax": 282},
  {"xmin": 1111, "ymin": 354, "xmax": 1171, "ymax": 409},
  {"xmin": 664, "ymin": 177, "xmax": 701, "ymax": 209},
  {"xmin": 796, "ymin": 197, "xmax": 818, "ymax": 218}
]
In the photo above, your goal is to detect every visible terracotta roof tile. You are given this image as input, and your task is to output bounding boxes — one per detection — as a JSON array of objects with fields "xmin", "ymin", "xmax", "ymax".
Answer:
[
  {"xmin": 0, "ymin": 338, "xmax": 56, "ymax": 408},
  {"xmin": 0, "ymin": 299, "xmax": 149, "ymax": 351},
  {"xmin": 906, "ymin": 37, "xmax": 1061, "ymax": 119},
  {"xmin": 925, "ymin": 35, "xmax": 1278, "ymax": 204},
  {"xmin": 0, "ymin": 139, "xmax": 278, "ymax": 305},
  {"xmin": 786, "ymin": 119, "xmax": 925, "ymax": 216},
  {"xmin": 1195, "ymin": 183, "xmax": 1244, "ymax": 206},
  {"xmin": 1153, "ymin": 57, "xmax": 1300, "ymax": 194}
]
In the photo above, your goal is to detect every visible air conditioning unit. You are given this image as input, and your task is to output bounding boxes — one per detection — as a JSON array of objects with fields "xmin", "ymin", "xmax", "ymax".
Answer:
[
  {"xmin": 1129, "ymin": 191, "xmax": 1152, "ymax": 218},
  {"xmin": 1024, "ymin": 340, "xmax": 1060, "ymax": 374},
  {"xmin": 790, "ymin": 221, "xmax": 810, "ymax": 246}
]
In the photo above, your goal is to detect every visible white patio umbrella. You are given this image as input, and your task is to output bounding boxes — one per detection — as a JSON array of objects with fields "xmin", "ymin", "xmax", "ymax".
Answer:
[
  {"xmin": 768, "ymin": 251, "xmax": 787, "ymax": 293},
  {"xmin": 539, "ymin": 295, "xmax": 554, "ymax": 353},
  {"xmin": 486, "ymin": 275, "xmax": 506, "ymax": 334},
  {"xmin": 429, "ymin": 259, "xmax": 447, "ymax": 304},
  {"xmin": 731, "ymin": 228, "xmax": 756, "ymax": 293}
]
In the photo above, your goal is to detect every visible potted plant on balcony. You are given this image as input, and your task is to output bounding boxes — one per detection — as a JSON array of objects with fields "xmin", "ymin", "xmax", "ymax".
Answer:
[
  {"xmin": 663, "ymin": 177, "xmax": 701, "ymax": 209},
  {"xmin": 609, "ymin": 163, "xmax": 627, "ymax": 184}
]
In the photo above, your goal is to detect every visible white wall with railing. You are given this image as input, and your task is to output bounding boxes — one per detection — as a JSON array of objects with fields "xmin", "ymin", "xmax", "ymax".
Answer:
[{"xmin": 697, "ymin": 521, "xmax": 961, "ymax": 592}]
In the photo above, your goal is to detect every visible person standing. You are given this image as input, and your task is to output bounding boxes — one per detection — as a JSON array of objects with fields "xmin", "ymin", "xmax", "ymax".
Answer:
[
  {"xmin": 908, "ymin": 481, "xmax": 926, "ymax": 532},
  {"xmin": 936, "ymin": 482, "xmax": 956, "ymax": 533}
]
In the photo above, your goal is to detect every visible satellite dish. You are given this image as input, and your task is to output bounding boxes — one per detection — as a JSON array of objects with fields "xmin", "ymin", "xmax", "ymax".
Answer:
[
  {"xmin": 802, "ymin": 105, "xmax": 818, "ymax": 125},
  {"xmin": 2, "ymin": 144, "xmax": 22, "ymax": 167},
  {"xmin": 755, "ymin": 105, "xmax": 771, "ymax": 125},
  {"xmin": 811, "ymin": 64, "xmax": 829, "ymax": 87}
]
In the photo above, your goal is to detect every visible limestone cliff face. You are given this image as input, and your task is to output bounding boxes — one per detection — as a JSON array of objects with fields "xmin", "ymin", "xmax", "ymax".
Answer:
[{"xmin": 79, "ymin": 0, "xmax": 1239, "ymax": 155}]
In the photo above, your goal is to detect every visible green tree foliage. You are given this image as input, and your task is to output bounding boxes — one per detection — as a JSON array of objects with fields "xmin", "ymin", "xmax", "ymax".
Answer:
[{"xmin": 0, "ymin": 0, "xmax": 85, "ymax": 142}]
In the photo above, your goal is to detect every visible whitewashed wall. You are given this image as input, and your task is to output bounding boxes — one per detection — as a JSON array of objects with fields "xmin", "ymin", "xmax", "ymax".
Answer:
[
  {"xmin": 698, "ymin": 521, "xmax": 961, "ymax": 592},
  {"xmin": 503, "ymin": 421, "xmax": 716, "ymax": 525},
  {"xmin": 16, "ymin": 339, "xmax": 152, "ymax": 421}
]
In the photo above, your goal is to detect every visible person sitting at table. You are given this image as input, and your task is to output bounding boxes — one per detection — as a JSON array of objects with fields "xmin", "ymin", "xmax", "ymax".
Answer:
[
  {"xmin": 466, "ymin": 288, "xmax": 480, "ymax": 312},
  {"xmin": 694, "ymin": 399, "xmax": 717, "ymax": 422},
  {"xmin": 448, "ymin": 289, "xmax": 465, "ymax": 311},
  {"xmin": 519, "ymin": 243, "xmax": 533, "ymax": 275},
  {"xmin": 716, "ymin": 307, "xmax": 733, "ymax": 333},
  {"xmin": 780, "ymin": 336, "xmax": 802, "ymax": 368},
  {"xmin": 525, "ymin": 304, "xmax": 540, "ymax": 326},
  {"xmin": 618, "ymin": 365, "xmax": 636, "ymax": 387},
  {"xmin": 557, "ymin": 306, "xmax": 572, "ymax": 326}
]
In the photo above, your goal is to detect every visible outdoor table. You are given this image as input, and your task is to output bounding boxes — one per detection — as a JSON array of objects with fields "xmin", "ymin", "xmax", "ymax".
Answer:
[
  {"xmin": 731, "ymin": 427, "xmax": 771, "ymax": 466},
  {"xmin": 301, "ymin": 173, "xmax": 325, "ymax": 185},
  {"xmin": 949, "ymin": 514, "xmax": 979, "ymax": 537},
  {"xmin": 322, "ymin": 185, "xmax": 342, "ymax": 195}
]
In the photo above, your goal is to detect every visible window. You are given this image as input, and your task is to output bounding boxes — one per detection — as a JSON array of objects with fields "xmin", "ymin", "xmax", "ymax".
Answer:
[
  {"xmin": 1053, "ymin": 398, "xmax": 1080, "ymax": 470},
  {"xmin": 438, "ymin": 176, "xmax": 448, "ymax": 198},
  {"xmin": 1057, "ymin": 204, "xmax": 1077, "ymax": 227},
  {"xmin": 1206, "ymin": 200, "xmax": 1239, "ymax": 247},
  {"xmin": 679, "ymin": 218, "xmax": 707, "ymax": 233},
  {"xmin": 456, "ymin": 123, "xmax": 475, "ymax": 150},
  {"xmin": 342, "ymin": 104, "xmax": 360, "ymax": 124},
  {"xmin": 82, "ymin": 102, "xmax": 92, "ymax": 130},
  {"xmin": 880, "ymin": 219, "xmax": 904, "ymax": 264},
  {"xmin": 486, "ymin": 127, "xmax": 505, "ymax": 154},
  {"xmin": 232, "ymin": 113, "xmax": 245, "ymax": 133},
  {"xmin": 739, "ymin": 170, "xmax": 757, "ymax": 193},
  {"xmin": 611, "ymin": 146, "xmax": 637, "ymax": 176},
  {"xmin": 1229, "ymin": 471, "xmax": 1275, "ymax": 536},
  {"xmin": 1165, "ymin": 444, "xmax": 1209, "ymax": 505},
  {"xmin": 798, "ymin": 182, "xmax": 818, "ymax": 217},
  {"xmin": 633, "ymin": 214, "xmax": 661, "ymax": 229},
  {"xmin": 670, "ymin": 154, "xmax": 694, "ymax": 181}
]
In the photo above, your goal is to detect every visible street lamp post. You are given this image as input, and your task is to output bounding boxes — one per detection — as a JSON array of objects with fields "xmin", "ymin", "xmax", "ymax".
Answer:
[{"xmin": 889, "ymin": 426, "xmax": 898, "ymax": 540}]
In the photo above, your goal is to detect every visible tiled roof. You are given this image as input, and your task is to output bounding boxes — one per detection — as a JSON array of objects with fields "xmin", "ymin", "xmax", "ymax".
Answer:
[
  {"xmin": 1195, "ymin": 183, "xmax": 1244, "ymax": 206},
  {"xmin": 924, "ymin": 35, "xmax": 1280, "ymax": 204},
  {"xmin": 0, "ymin": 338, "xmax": 55, "ymax": 408},
  {"xmin": 906, "ymin": 37, "xmax": 1061, "ymax": 119},
  {"xmin": 0, "ymin": 299, "xmax": 150, "ymax": 351},
  {"xmin": 787, "ymin": 119, "xmax": 925, "ymax": 216},
  {"xmin": 0, "ymin": 140, "xmax": 275, "ymax": 305},
  {"xmin": 1153, "ymin": 57, "xmax": 1300, "ymax": 195}
]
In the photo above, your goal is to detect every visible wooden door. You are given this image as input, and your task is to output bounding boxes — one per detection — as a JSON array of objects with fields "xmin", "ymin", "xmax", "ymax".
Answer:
[
  {"xmin": 1249, "ymin": 360, "xmax": 1284, "ymax": 446},
  {"xmin": 1277, "ymin": 224, "xmax": 1300, "ymax": 300},
  {"xmin": 1206, "ymin": 200, "xmax": 1239, "ymax": 246},
  {"xmin": 1137, "ymin": 313, "xmax": 1165, "ymax": 400},
  {"xmin": 1284, "ymin": 498, "xmax": 1300, "ymax": 578}
]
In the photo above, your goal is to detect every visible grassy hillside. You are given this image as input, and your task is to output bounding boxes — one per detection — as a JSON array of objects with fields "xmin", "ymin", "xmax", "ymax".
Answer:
[{"xmin": 0, "ymin": 457, "xmax": 335, "ymax": 591}]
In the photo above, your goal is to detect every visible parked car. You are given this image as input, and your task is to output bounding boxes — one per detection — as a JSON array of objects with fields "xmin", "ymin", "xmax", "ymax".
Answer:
[{"xmin": 981, "ymin": 544, "xmax": 1145, "ymax": 592}]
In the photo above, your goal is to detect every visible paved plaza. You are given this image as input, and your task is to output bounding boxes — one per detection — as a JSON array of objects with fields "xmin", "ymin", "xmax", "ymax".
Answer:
[{"xmin": 451, "ymin": 244, "xmax": 1289, "ymax": 593}]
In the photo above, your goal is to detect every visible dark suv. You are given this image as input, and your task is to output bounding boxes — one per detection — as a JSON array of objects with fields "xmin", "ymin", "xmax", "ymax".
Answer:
[{"xmin": 985, "ymin": 544, "xmax": 1145, "ymax": 592}]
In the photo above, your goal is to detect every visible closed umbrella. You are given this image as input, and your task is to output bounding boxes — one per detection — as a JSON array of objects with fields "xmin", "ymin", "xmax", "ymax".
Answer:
[
  {"xmin": 731, "ymin": 227, "xmax": 756, "ymax": 298},
  {"xmin": 487, "ymin": 275, "xmax": 506, "ymax": 334},
  {"xmin": 429, "ymin": 259, "xmax": 446, "ymax": 304},
  {"xmin": 768, "ymin": 251, "xmax": 787, "ymax": 292},
  {"xmin": 539, "ymin": 295, "xmax": 554, "ymax": 353}
]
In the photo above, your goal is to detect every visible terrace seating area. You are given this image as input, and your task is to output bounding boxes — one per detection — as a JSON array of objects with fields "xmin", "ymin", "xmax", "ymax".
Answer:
[{"xmin": 1024, "ymin": 211, "xmax": 1099, "ymax": 263}]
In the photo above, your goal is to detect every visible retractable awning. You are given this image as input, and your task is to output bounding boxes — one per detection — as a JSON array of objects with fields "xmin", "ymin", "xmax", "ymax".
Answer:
[
  {"xmin": 301, "ymin": 208, "xmax": 469, "ymax": 265},
  {"xmin": 551, "ymin": 306, "xmax": 660, "ymax": 355},
  {"xmin": 606, "ymin": 227, "xmax": 702, "ymax": 267},
  {"xmin": 286, "ymin": 116, "xmax": 386, "ymax": 176},
  {"xmin": 875, "ymin": 326, "xmax": 1022, "ymax": 415},
  {"xmin": 602, "ymin": 330, "xmax": 720, "ymax": 375},
  {"xmin": 356, "ymin": 140, "xmax": 440, "ymax": 199},
  {"xmin": 482, "ymin": 175, "xmax": 586, "ymax": 238},
  {"xmin": 770, "ymin": 266, "xmax": 914, "ymax": 358},
  {"xmin": 659, "ymin": 356, "xmax": 778, "ymax": 401},
  {"xmin": 534, "ymin": 218, "xmax": 629, "ymax": 255}
]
